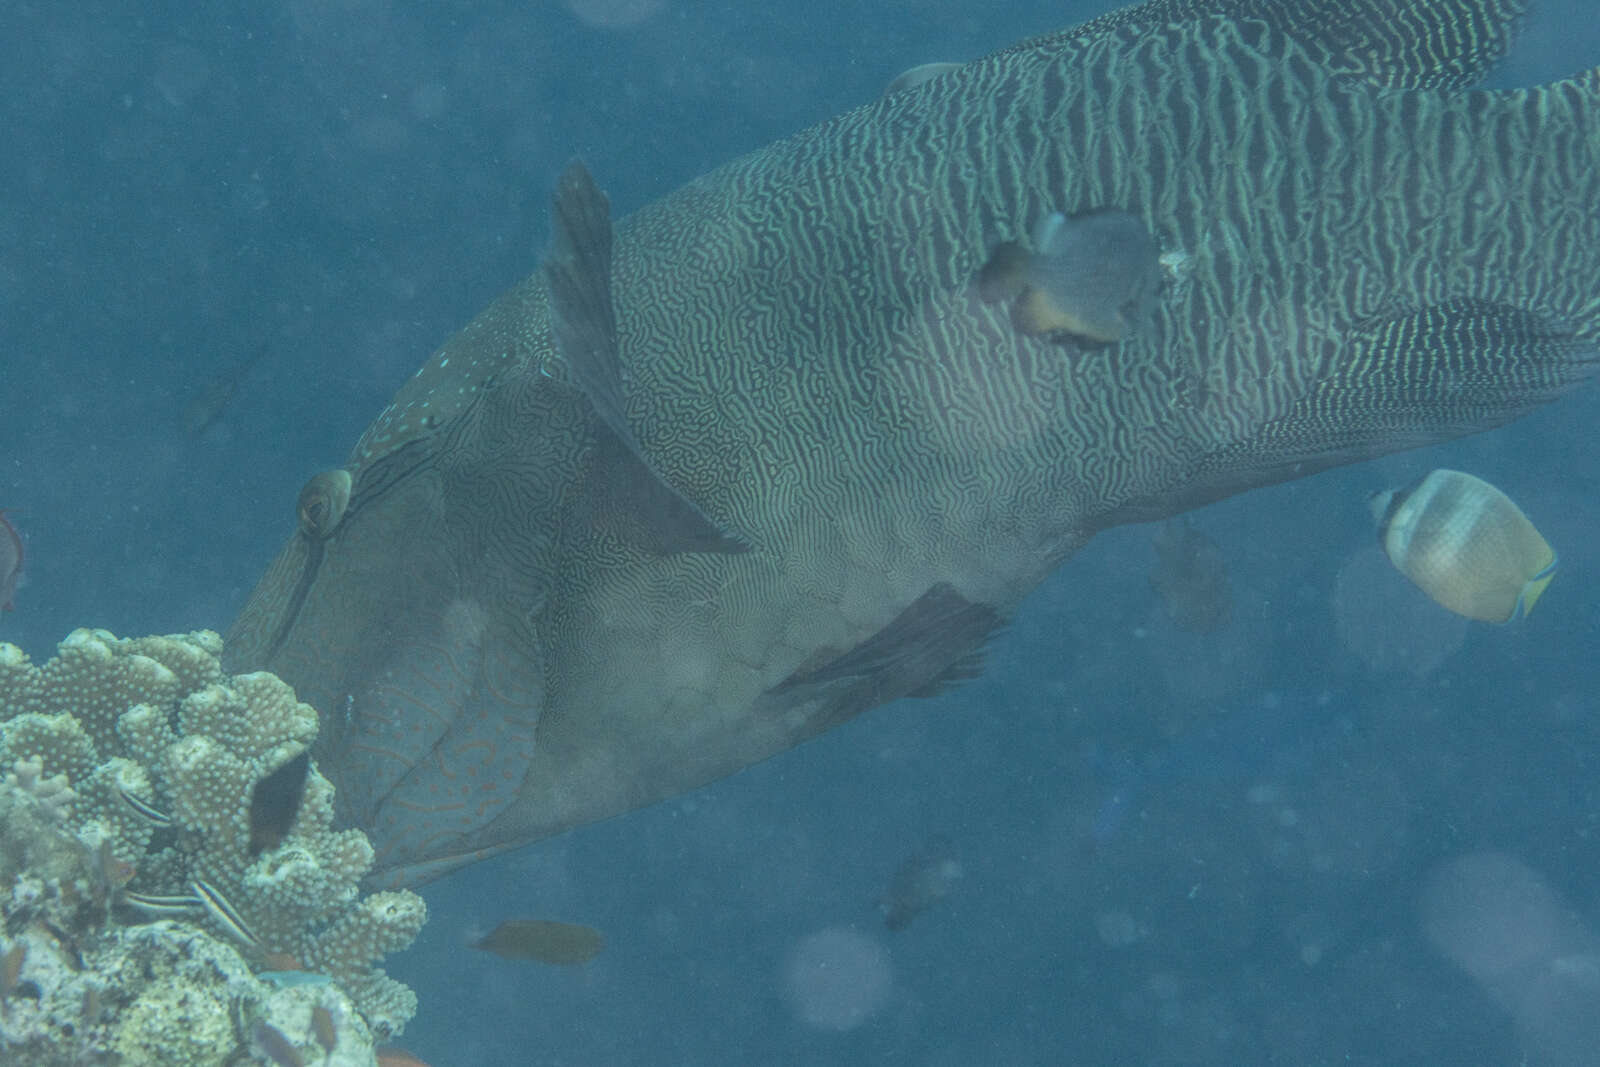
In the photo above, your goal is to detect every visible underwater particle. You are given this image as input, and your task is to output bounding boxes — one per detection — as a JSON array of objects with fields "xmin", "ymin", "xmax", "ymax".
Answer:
[
  {"xmin": 248, "ymin": 748, "xmax": 312, "ymax": 855},
  {"xmin": 879, "ymin": 834, "xmax": 962, "ymax": 931},
  {"xmin": 1421, "ymin": 852, "xmax": 1600, "ymax": 1065},
  {"xmin": 780, "ymin": 926, "xmax": 893, "ymax": 1032},
  {"xmin": 1148, "ymin": 520, "xmax": 1232, "ymax": 633},
  {"xmin": 1095, "ymin": 910, "xmax": 1146, "ymax": 948},
  {"xmin": 471, "ymin": 919, "xmax": 605, "ymax": 965},
  {"xmin": 1371, "ymin": 468, "xmax": 1556, "ymax": 623},
  {"xmin": 562, "ymin": 0, "xmax": 664, "ymax": 30}
]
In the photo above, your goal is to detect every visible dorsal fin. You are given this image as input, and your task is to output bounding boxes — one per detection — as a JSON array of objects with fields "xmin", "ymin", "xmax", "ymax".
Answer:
[
  {"xmin": 1002, "ymin": 0, "xmax": 1526, "ymax": 91},
  {"xmin": 546, "ymin": 159, "xmax": 749, "ymax": 555}
]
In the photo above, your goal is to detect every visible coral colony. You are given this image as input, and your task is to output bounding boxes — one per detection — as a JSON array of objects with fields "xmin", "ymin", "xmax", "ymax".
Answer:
[{"xmin": 0, "ymin": 629, "xmax": 426, "ymax": 1065}]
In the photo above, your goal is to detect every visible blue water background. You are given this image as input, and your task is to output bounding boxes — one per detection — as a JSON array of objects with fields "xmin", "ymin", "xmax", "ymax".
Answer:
[{"xmin": 5, "ymin": 2, "xmax": 1600, "ymax": 1062}]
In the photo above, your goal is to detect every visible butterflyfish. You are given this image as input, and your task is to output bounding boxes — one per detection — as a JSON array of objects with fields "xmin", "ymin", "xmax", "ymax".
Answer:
[
  {"xmin": 471, "ymin": 919, "xmax": 605, "ymax": 965},
  {"xmin": 1370, "ymin": 469, "xmax": 1557, "ymax": 624},
  {"xmin": 978, "ymin": 209, "xmax": 1161, "ymax": 344}
]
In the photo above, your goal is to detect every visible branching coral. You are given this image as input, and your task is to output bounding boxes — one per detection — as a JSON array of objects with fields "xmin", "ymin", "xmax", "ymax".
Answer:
[{"xmin": 0, "ymin": 628, "xmax": 427, "ymax": 1063}]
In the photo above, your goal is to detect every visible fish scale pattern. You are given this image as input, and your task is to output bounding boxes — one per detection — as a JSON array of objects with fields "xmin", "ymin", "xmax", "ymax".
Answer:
[{"xmin": 226, "ymin": 0, "xmax": 1600, "ymax": 888}]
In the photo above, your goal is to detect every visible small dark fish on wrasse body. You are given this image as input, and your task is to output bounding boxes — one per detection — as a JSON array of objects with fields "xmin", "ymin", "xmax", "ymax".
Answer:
[
  {"xmin": 1148, "ymin": 520, "xmax": 1232, "ymax": 634},
  {"xmin": 978, "ymin": 209, "xmax": 1162, "ymax": 345},
  {"xmin": 182, "ymin": 340, "xmax": 271, "ymax": 436},
  {"xmin": 471, "ymin": 919, "xmax": 605, "ymax": 965},
  {"xmin": 880, "ymin": 835, "xmax": 962, "ymax": 931},
  {"xmin": 0, "ymin": 511, "xmax": 23, "ymax": 611},
  {"xmin": 248, "ymin": 749, "xmax": 312, "ymax": 856}
]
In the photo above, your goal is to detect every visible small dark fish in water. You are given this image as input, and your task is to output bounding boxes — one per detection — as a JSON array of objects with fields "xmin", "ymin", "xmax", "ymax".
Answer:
[
  {"xmin": 880, "ymin": 835, "xmax": 962, "ymax": 931},
  {"xmin": 249, "ymin": 749, "xmax": 312, "ymax": 856},
  {"xmin": 250, "ymin": 1019, "xmax": 306, "ymax": 1067},
  {"xmin": 310, "ymin": 1003, "xmax": 338, "ymax": 1054},
  {"xmin": 1148, "ymin": 520, "xmax": 1233, "ymax": 634},
  {"xmin": 472, "ymin": 919, "xmax": 605, "ymax": 965},
  {"xmin": 0, "ymin": 511, "xmax": 22, "ymax": 611},
  {"xmin": 182, "ymin": 340, "xmax": 271, "ymax": 436},
  {"xmin": 978, "ymin": 209, "xmax": 1161, "ymax": 344}
]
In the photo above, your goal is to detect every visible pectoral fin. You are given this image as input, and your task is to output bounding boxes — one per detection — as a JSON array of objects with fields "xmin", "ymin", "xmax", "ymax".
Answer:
[{"xmin": 770, "ymin": 583, "xmax": 1005, "ymax": 736}]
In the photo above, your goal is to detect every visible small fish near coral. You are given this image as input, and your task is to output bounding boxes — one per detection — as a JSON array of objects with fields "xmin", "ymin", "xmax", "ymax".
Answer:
[
  {"xmin": 471, "ymin": 919, "xmax": 605, "ymax": 965},
  {"xmin": 1370, "ymin": 469, "xmax": 1557, "ymax": 623}
]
